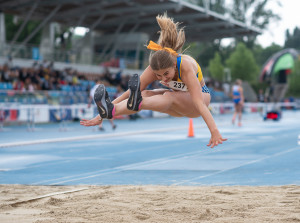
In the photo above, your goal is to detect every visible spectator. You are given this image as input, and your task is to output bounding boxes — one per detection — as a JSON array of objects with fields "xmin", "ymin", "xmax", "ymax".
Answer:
[
  {"xmin": 257, "ymin": 89, "xmax": 265, "ymax": 102},
  {"xmin": 0, "ymin": 61, "xmax": 138, "ymax": 109},
  {"xmin": 231, "ymin": 79, "xmax": 244, "ymax": 127},
  {"xmin": 22, "ymin": 77, "xmax": 35, "ymax": 93},
  {"xmin": 13, "ymin": 78, "xmax": 24, "ymax": 90},
  {"xmin": 114, "ymin": 84, "xmax": 125, "ymax": 99},
  {"xmin": 0, "ymin": 64, "xmax": 10, "ymax": 82},
  {"xmin": 103, "ymin": 67, "xmax": 114, "ymax": 85}
]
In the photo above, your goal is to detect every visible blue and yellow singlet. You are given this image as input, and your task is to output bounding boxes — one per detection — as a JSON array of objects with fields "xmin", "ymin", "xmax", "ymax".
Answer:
[{"xmin": 174, "ymin": 55, "xmax": 209, "ymax": 94}]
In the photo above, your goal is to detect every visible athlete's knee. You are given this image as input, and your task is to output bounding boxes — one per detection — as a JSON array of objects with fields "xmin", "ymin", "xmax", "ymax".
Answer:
[
  {"xmin": 141, "ymin": 90, "xmax": 153, "ymax": 97},
  {"xmin": 163, "ymin": 91, "xmax": 175, "ymax": 102}
]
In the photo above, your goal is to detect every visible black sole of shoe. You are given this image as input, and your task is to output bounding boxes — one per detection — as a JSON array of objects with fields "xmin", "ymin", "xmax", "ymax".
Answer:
[
  {"xmin": 94, "ymin": 84, "xmax": 108, "ymax": 118},
  {"xmin": 127, "ymin": 74, "xmax": 140, "ymax": 111}
]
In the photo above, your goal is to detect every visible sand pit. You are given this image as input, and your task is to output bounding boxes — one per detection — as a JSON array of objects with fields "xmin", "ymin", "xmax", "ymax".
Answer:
[{"xmin": 1, "ymin": 184, "xmax": 300, "ymax": 222}]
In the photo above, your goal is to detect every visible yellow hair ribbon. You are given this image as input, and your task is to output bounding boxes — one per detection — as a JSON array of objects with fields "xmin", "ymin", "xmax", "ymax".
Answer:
[{"xmin": 147, "ymin": 40, "xmax": 178, "ymax": 56}]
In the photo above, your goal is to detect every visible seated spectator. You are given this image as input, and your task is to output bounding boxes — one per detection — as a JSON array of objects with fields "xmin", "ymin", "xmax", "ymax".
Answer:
[
  {"xmin": 22, "ymin": 77, "xmax": 35, "ymax": 93},
  {"xmin": 13, "ymin": 78, "xmax": 24, "ymax": 90},
  {"xmin": 0, "ymin": 64, "xmax": 10, "ymax": 82},
  {"xmin": 0, "ymin": 60, "xmax": 140, "ymax": 105}
]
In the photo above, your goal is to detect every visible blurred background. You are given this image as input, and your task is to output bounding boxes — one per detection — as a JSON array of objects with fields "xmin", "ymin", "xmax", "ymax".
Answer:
[{"xmin": 0, "ymin": 0, "xmax": 299, "ymax": 128}]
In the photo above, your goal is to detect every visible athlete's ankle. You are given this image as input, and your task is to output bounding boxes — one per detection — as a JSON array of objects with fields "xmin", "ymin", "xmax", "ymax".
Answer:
[
  {"xmin": 138, "ymin": 101, "xmax": 142, "ymax": 111},
  {"xmin": 111, "ymin": 106, "xmax": 116, "ymax": 119}
]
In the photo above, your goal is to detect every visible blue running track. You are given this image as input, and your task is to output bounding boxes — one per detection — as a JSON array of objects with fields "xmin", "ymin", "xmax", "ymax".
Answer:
[{"xmin": 0, "ymin": 111, "xmax": 300, "ymax": 186}]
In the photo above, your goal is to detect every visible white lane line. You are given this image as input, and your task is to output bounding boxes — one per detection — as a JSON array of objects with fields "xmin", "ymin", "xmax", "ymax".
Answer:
[
  {"xmin": 35, "ymin": 148, "xmax": 225, "ymax": 185},
  {"xmin": 10, "ymin": 188, "xmax": 88, "ymax": 206},
  {"xmin": 0, "ymin": 125, "xmax": 202, "ymax": 148},
  {"xmin": 33, "ymin": 132, "xmax": 265, "ymax": 186},
  {"xmin": 39, "ymin": 155, "xmax": 201, "ymax": 185},
  {"xmin": 173, "ymin": 146, "xmax": 300, "ymax": 185},
  {"xmin": 34, "ymin": 143, "xmax": 241, "ymax": 186},
  {"xmin": 31, "ymin": 141, "xmax": 190, "ymax": 185},
  {"xmin": 33, "ymin": 149, "xmax": 206, "ymax": 185}
]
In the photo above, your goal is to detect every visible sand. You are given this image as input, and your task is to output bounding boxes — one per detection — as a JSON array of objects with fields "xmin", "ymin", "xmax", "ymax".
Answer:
[{"xmin": 1, "ymin": 184, "xmax": 300, "ymax": 223}]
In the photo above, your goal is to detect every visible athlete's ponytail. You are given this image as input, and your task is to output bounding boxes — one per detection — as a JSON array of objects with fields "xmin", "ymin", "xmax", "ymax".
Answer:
[
  {"xmin": 148, "ymin": 13, "xmax": 186, "ymax": 70},
  {"xmin": 156, "ymin": 13, "xmax": 185, "ymax": 52}
]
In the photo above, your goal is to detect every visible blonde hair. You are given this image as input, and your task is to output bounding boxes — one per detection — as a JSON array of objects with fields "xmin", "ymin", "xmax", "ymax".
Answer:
[
  {"xmin": 235, "ymin": 79, "xmax": 242, "ymax": 85},
  {"xmin": 149, "ymin": 13, "xmax": 185, "ymax": 70}
]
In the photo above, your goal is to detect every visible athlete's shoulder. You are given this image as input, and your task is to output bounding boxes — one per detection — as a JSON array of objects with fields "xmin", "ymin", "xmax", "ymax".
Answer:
[
  {"xmin": 181, "ymin": 54, "xmax": 195, "ymax": 62},
  {"xmin": 180, "ymin": 55, "xmax": 197, "ymax": 72}
]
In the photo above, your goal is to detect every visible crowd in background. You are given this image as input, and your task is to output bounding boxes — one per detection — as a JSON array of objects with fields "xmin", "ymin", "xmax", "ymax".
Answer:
[
  {"xmin": 0, "ymin": 58, "xmax": 134, "ymax": 94},
  {"xmin": 0, "ymin": 58, "xmax": 233, "ymax": 103}
]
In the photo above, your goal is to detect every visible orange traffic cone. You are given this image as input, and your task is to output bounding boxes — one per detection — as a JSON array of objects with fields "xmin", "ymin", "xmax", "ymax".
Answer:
[{"xmin": 188, "ymin": 118, "xmax": 194, "ymax": 137}]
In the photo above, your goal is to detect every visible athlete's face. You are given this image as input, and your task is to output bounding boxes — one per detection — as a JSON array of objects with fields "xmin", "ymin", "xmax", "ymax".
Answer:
[{"xmin": 153, "ymin": 65, "xmax": 176, "ymax": 83}]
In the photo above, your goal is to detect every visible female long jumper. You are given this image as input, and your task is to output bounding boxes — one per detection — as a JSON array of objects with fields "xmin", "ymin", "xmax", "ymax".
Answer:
[{"xmin": 80, "ymin": 13, "xmax": 227, "ymax": 148}]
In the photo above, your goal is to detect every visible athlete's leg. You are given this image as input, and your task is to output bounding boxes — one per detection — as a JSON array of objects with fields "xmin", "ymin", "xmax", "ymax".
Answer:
[
  {"xmin": 109, "ymin": 119, "xmax": 117, "ymax": 130},
  {"xmin": 237, "ymin": 104, "xmax": 242, "ymax": 126},
  {"xmin": 142, "ymin": 89, "xmax": 185, "ymax": 117},
  {"xmin": 98, "ymin": 122, "xmax": 104, "ymax": 131},
  {"xmin": 113, "ymin": 89, "xmax": 176, "ymax": 116},
  {"xmin": 114, "ymin": 90, "xmax": 210, "ymax": 118},
  {"xmin": 232, "ymin": 104, "xmax": 238, "ymax": 124},
  {"xmin": 154, "ymin": 91, "xmax": 210, "ymax": 118},
  {"xmin": 142, "ymin": 89, "xmax": 170, "ymax": 97}
]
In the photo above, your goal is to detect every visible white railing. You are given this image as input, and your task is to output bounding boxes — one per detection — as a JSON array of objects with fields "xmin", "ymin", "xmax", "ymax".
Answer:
[{"xmin": 0, "ymin": 102, "xmax": 298, "ymax": 131}]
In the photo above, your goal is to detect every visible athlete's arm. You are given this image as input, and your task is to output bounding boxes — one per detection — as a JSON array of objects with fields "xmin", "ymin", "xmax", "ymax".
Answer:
[
  {"xmin": 112, "ymin": 90, "xmax": 130, "ymax": 104},
  {"xmin": 181, "ymin": 59, "xmax": 227, "ymax": 148},
  {"xmin": 112, "ymin": 65, "xmax": 156, "ymax": 104},
  {"xmin": 139, "ymin": 65, "xmax": 158, "ymax": 90}
]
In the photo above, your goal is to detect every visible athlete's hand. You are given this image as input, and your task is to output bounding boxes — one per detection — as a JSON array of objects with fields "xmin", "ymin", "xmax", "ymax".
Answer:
[
  {"xmin": 207, "ymin": 129, "xmax": 227, "ymax": 148},
  {"xmin": 80, "ymin": 115, "xmax": 103, "ymax": 127}
]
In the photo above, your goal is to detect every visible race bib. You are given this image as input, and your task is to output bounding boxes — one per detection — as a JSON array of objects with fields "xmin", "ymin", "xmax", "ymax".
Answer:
[{"xmin": 160, "ymin": 81, "xmax": 188, "ymax": 91}]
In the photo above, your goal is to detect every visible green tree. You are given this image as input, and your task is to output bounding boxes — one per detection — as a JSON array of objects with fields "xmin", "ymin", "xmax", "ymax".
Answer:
[
  {"xmin": 185, "ymin": 42, "xmax": 203, "ymax": 61},
  {"xmin": 230, "ymin": 0, "xmax": 280, "ymax": 27},
  {"xmin": 189, "ymin": 0, "xmax": 281, "ymax": 48},
  {"xmin": 287, "ymin": 59, "xmax": 300, "ymax": 97},
  {"xmin": 226, "ymin": 42, "xmax": 259, "ymax": 82},
  {"xmin": 208, "ymin": 52, "xmax": 224, "ymax": 81},
  {"xmin": 229, "ymin": 0, "xmax": 281, "ymax": 48},
  {"xmin": 253, "ymin": 43, "xmax": 282, "ymax": 67},
  {"xmin": 284, "ymin": 27, "xmax": 300, "ymax": 50},
  {"xmin": 190, "ymin": 0, "xmax": 226, "ymax": 14},
  {"xmin": 197, "ymin": 42, "xmax": 221, "ymax": 68},
  {"xmin": 5, "ymin": 14, "xmax": 42, "ymax": 45}
]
